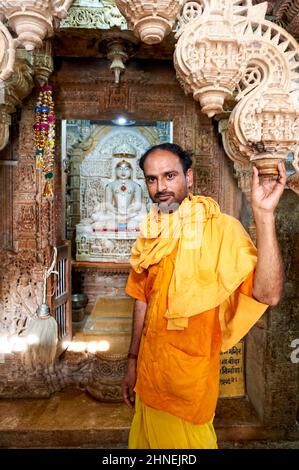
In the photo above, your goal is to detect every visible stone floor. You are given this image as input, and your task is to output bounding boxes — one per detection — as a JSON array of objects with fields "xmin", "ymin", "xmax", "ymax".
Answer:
[
  {"xmin": 0, "ymin": 389, "xmax": 298, "ymax": 448},
  {"xmin": 0, "ymin": 389, "xmax": 131, "ymax": 448}
]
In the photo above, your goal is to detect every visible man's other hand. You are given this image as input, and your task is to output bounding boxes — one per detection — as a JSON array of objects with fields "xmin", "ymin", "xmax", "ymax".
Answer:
[{"xmin": 122, "ymin": 359, "xmax": 137, "ymax": 409}]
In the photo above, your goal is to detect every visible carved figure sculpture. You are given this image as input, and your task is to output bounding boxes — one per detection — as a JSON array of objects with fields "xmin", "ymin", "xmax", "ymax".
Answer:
[{"xmin": 15, "ymin": 272, "xmax": 39, "ymax": 316}]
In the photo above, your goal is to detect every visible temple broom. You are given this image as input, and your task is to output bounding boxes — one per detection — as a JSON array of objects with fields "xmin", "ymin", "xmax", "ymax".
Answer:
[{"xmin": 25, "ymin": 248, "xmax": 59, "ymax": 369}]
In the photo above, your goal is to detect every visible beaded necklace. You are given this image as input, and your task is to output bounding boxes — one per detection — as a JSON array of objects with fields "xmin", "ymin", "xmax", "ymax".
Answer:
[{"xmin": 34, "ymin": 84, "xmax": 55, "ymax": 197}]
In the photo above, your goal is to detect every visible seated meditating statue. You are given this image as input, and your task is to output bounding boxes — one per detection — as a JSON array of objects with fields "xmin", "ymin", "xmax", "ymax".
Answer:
[{"xmin": 79, "ymin": 160, "xmax": 147, "ymax": 232}]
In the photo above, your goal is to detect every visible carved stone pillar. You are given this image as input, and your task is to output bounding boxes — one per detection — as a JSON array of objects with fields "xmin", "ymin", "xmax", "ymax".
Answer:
[
  {"xmin": 113, "ymin": 0, "xmax": 299, "ymax": 193},
  {"xmin": 0, "ymin": 110, "xmax": 10, "ymax": 151},
  {"xmin": 32, "ymin": 40, "xmax": 54, "ymax": 86},
  {"xmin": 0, "ymin": 39, "xmax": 54, "ymax": 365},
  {"xmin": 0, "ymin": 49, "xmax": 34, "ymax": 171},
  {"xmin": 286, "ymin": 148, "xmax": 299, "ymax": 196}
]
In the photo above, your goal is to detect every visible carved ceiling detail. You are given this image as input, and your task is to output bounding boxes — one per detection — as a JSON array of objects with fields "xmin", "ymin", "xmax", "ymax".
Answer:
[
  {"xmin": 0, "ymin": 0, "xmax": 74, "ymax": 50},
  {"xmin": 172, "ymin": 0, "xmax": 299, "ymax": 180},
  {"xmin": 0, "ymin": 0, "xmax": 63, "ymax": 152},
  {"xmin": 0, "ymin": 0, "xmax": 298, "ymax": 186},
  {"xmin": 114, "ymin": 1, "xmax": 299, "ymax": 191},
  {"xmin": 59, "ymin": 0, "xmax": 126, "ymax": 30},
  {"xmin": 174, "ymin": 1, "xmax": 248, "ymax": 118},
  {"xmin": 115, "ymin": 0, "xmax": 184, "ymax": 44}
]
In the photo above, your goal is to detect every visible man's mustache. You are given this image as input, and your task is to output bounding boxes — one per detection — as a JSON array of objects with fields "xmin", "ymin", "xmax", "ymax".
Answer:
[{"xmin": 155, "ymin": 192, "xmax": 174, "ymax": 198}]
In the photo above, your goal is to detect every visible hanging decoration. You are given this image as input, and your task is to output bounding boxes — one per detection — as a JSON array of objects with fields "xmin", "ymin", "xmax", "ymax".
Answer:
[{"xmin": 33, "ymin": 84, "xmax": 55, "ymax": 198}]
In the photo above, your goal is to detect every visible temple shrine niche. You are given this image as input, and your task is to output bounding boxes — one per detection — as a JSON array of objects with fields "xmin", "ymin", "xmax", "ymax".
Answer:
[{"xmin": 63, "ymin": 120, "xmax": 172, "ymax": 262}]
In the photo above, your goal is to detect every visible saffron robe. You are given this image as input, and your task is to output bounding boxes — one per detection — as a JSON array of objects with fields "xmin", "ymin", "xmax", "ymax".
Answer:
[{"xmin": 126, "ymin": 209, "xmax": 268, "ymax": 424}]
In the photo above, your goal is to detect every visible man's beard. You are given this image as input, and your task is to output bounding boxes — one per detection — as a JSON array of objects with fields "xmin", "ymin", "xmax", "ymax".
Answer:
[
  {"xmin": 151, "ymin": 191, "xmax": 186, "ymax": 213},
  {"xmin": 158, "ymin": 201, "xmax": 180, "ymax": 213}
]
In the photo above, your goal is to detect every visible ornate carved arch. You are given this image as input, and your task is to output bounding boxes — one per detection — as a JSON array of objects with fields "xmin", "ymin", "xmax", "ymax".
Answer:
[
  {"xmin": 117, "ymin": 0, "xmax": 299, "ymax": 193},
  {"xmin": 225, "ymin": 8, "xmax": 299, "ymax": 171}
]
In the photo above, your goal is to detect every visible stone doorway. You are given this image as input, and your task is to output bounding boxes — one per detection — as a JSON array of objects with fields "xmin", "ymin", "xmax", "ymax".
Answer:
[{"xmin": 49, "ymin": 57, "xmax": 246, "ymax": 403}]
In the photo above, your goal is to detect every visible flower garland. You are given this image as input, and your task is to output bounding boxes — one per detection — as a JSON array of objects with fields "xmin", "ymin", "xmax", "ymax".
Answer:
[{"xmin": 33, "ymin": 84, "xmax": 55, "ymax": 198}]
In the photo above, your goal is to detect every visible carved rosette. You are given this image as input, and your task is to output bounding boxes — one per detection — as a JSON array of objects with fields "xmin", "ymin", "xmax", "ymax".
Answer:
[
  {"xmin": 0, "ymin": 0, "xmax": 74, "ymax": 51},
  {"xmin": 116, "ymin": 0, "xmax": 184, "ymax": 44},
  {"xmin": 174, "ymin": 1, "xmax": 248, "ymax": 118}
]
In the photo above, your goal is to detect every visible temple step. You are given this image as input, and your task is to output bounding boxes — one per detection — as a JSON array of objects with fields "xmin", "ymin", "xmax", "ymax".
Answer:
[
  {"xmin": 0, "ymin": 389, "xmax": 131, "ymax": 448},
  {"xmin": 0, "ymin": 389, "xmax": 291, "ymax": 448}
]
